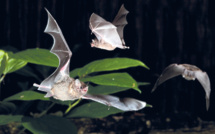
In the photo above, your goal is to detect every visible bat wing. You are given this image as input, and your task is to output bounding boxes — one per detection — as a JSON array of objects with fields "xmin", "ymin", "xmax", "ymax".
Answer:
[
  {"xmin": 152, "ymin": 64, "xmax": 185, "ymax": 92},
  {"xmin": 89, "ymin": 13, "xmax": 123, "ymax": 48},
  {"xmin": 83, "ymin": 94, "xmax": 146, "ymax": 111},
  {"xmin": 194, "ymin": 71, "xmax": 211, "ymax": 110},
  {"xmin": 112, "ymin": 4, "xmax": 129, "ymax": 45},
  {"xmin": 36, "ymin": 9, "xmax": 72, "ymax": 97}
]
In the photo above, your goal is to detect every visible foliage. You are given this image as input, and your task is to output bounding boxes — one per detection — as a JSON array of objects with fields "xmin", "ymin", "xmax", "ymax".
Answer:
[{"xmin": 0, "ymin": 48, "xmax": 149, "ymax": 133}]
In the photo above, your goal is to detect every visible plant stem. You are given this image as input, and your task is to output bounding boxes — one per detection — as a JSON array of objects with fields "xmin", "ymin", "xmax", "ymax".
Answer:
[
  {"xmin": 37, "ymin": 102, "xmax": 55, "ymax": 117},
  {"xmin": 65, "ymin": 99, "xmax": 81, "ymax": 114},
  {"xmin": 0, "ymin": 74, "xmax": 6, "ymax": 84}
]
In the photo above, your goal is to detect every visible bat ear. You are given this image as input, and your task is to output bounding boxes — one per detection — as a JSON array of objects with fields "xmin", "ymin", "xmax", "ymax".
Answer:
[
  {"xmin": 75, "ymin": 79, "xmax": 81, "ymax": 87},
  {"xmin": 91, "ymin": 40, "xmax": 95, "ymax": 47}
]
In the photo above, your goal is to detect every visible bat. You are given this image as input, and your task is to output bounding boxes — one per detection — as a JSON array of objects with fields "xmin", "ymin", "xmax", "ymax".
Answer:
[
  {"xmin": 89, "ymin": 4, "xmax": 129, "ymax": 51},
  {"xmin": 33, "ymin": 8, "xmax": 147, "ymax": 111},
  {"xmin": 151, "ymin": 64, "xmax": 211, "ymax": 110}
]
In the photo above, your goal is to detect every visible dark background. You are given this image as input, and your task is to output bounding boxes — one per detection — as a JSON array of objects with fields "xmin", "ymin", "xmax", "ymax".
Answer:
[{"xmin": 1, "ymin": 0, "xmax": 215, "ymax": 122}]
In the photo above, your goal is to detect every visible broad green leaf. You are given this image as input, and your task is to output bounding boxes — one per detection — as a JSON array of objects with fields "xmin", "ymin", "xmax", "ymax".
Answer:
[
  {"xmin": 88, "ymin": 85, "xmax": 130, "ymax": 95},
  {"xmin": 0, "ymin": 102, "xmax": 16, "ymax": 114},
  {"xmin": 0, "ymin": 50, "xmax": 5, "ymax": 57},
  {"xmin": 81, "ymin": 73, "xmax": 141, "ymax": 93},
  {"xmin": 13, "ymin": 48, "xmax": 58, "ymax": 67},
  {"xmin": 88, "ymin": 82, "xmax": 150, "ymax": 95},
  {"xmin": 0, "ymin": 55, "xmax": 7, "ymax": 76},
  {"xmin": 49, "ymin": 98, "xmax": 71, "ymax": 106},
  {"xmin": 15, "ymin": 66, "xmax": 41, "ymax": 81},
  {"xmin": 3, "ymin": 91, "xmax": 49, "ymax": 101},
  {"xmin": 22, "ymin": 115, "xmax": 77, "ymax": 134},
  {"xmin": 0, "ymin": 115, "xmax": 23, "ymax": 125},
  {"xmin": 66, "ymin": 102, "xmax": 122, "ymax": 118},
  {"xmin": 3, "ymin": 58, "xmax": 27, "ymax": 74},
  {"xmin": 70, "ymin": 67, "xmax": 81, "ymax": 78},
  {"xmin": 76, "ymin": 58, "xmax": 149, "ymax": 77}
]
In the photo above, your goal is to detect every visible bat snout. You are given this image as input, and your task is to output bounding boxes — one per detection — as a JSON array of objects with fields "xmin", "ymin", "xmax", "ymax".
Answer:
[{"xmin": 91, "ymin": 43, "xmax": 95, "ymax": 47}]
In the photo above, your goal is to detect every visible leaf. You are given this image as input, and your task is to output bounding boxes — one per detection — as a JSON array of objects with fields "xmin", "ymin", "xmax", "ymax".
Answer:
[
  {"xmin": 13, "ymin": 48, "xmax": 58, "ymax": 67},
  {"xmin": 0, "ymin": 55, "xmax": 7, "ymax": 76},
  {"xmin": 3, "ymin": 58, "xmax": 27, "ymax": 74},
  {"xmin": 70, "ymin": 67, "xmax": 81, "ymax": 78},
  {"xmin": 0, "ymin": 115, "xmax": 23, "ymax": 125},
  {"xmin": 22, "ymin": 115, "xmax": 77, "ymax": 134},
  {"xmin": 3, "ymin": 91, "xmax": 49, "ymax": 101},
  {"xmin": 88, "ymin": 85, "xmax": 130, "ymax": 95},
  {"xmin": 15, "ymin": 66, "xmax": 41, "ymax": 81},
  {"xmin": 76, "ymin": 58, "xmax": 149, "ymax": 77},
  {"xmin": 0, "ymin": 102, "xmax": 16, "ymax": 114},
  {"xmin": 66, "ymin": 102, "xmax": 122, "ymax": 118},
  {"xmin": 81, "ymin": 73, "xmax": 141, "ymax": 93},
  {"xmin": 49, "ymin": 98, "xmax": 71, "ymax": 106}
]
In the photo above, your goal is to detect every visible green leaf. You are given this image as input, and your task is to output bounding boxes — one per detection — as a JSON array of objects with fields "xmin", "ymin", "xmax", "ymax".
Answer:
[
  {"xmin": 70, "ymin": 67, "xmax": 81, "ymax": 78},
  {"xmin": 0, "ymin": 55, "xmax": 7, "ymax": 76},
  {"xmin": 49, "ymin": 98, "xmax": 71, "ymax": 106},
  {"xmin": 66, "ymin": 102, "xmax": 122, "ymax": 118},
  {"xmin": 3, "ymin": 58, "xmax": 27, "ymax": 74},
  {"xmin": 88, "ymin": 85, "xmax": 130, "ymax": 95},
  {"xmin": 76, "ymin": 58, "xmax": 149, "ymax": 77},
  {"xmin": 3, "ymin": 91, "xmax": 49, "ymax": 101},
  {"xmin": 0, "ymin": 102, "xmax": 16, "ymax": 114},
  {"xmin": 81, "ymin": 73, "xmax": 141, "ymax": 93},
  {"xmin": 13, "ymin": 48, "xmax": 58, "ymax": 67},
  {"xmin": 22, "ymin": 115, "xmax": 77, "ymax": 134},
  {"xmin": 0, "ymin": 115, "xmax": 23, "ymax": 125}
]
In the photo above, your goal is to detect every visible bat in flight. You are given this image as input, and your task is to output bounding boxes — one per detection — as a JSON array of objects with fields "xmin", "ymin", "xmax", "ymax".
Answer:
[
  {"xmin": 151, "ymin": 64, "xmax": 211, "ymax": 110},
  {"xmin": 89, "ymin": 4, "xmax": 129, "ymax": 51},
  {"xmin": 33, "ymin": 9, "xmax": 147, "ymax": 111}
]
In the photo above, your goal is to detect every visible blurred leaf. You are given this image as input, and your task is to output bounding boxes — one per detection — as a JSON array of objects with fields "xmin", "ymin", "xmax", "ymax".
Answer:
[
  {"xmin": 137, "ymin": 82, "xmax": 150, "ymax": 86},
  {"xmin": 13, "ymin": 48, "xmax": 58, "ymax": 67},
  {"xmin": 3, "ymin": 58, "xmax": 27, "ymax": 74},
  {"xmin": 22, "ymin": 115, "xmax": 77, "ymax": 134},
  {"xmin": 0, "ymin": 115, "xmax": 23, "ymax": 125},
  {"xmin": 15, "ymin": 66, "xmax": 41, "ymax": 81},
  {"xmin": 49, "ymin": 98, "xmax": 71, "ymax": 106},
  {"xmin": 0, "ymin": 55, "xmax": 7, "ymax": 76},
  {"xmin": 3, "ymin": 91, "xmax": 49, "ymax": 101},
  {"xmin": 81, "ymin": 73, "xmax": 141, "ymax": 93},
  {"xmin": 0, "ymin": 50, "xmax": 5, "ymax": 57},
  {"xmin": 66, "ymin": 102, "xmax": 122, "ymax": 118},
  {"xmin": 88, "ymin": 85, "xmax": 130, "ymax": 95},
  {"xmin": 88, "ymin": 82, "xmax": 150, "ymax": 95},
  {"xmin": 75, "ymin": 58, "xmax": 149, "ymax": 78},
  {"xmin": 70, "ymin": 67, "xmax": 81, "ymax": 78},
  {"xmin": 0, "ymin": 102, "xmax": 16, "ymax": 114}
]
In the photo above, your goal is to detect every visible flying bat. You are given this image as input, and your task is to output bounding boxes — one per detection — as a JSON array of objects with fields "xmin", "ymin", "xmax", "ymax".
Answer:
[
  {"xmin": 89, "ymin": 4, "xmax": 129, "ymax": 51},
  {"xmin": 151, "ymin": 64, "xmax": 211, "ymax": 110},
  {"xmin": 33, "ymin": 9, "xmax": 146, "ymax": 111}
]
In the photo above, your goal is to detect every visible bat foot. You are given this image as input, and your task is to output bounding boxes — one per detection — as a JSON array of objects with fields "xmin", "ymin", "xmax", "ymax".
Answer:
[
  {"xmin": 123, "ymin": 46, "xmax": 129, "ymax": 49},
  {"xmin": 33, "ymin": 83, "xmax": 51, "ymax": 89}
]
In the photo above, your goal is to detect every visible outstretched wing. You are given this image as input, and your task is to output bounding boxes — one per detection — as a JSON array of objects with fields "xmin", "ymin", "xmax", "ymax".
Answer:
[
  {"xmin": 83, "ymin": 94, "xmax": 146, "ymax": 111},
  {"xmin": 35, "ymin": 9, "xmax": 72, "ymax": 97},
  {"xmin": 152, "ymin": 64, "xmax": 185, "ymax": 92},
  {"xmin": 195, "ymin": 71, "xmax": 211, "ymax": 110},
  {"xmin": 89, "ymin": 13, "xmax": 123, "ymax": 48},
  {"xmin": 112, "ymin": 4, "xmax": 129, "ymax": 45}
]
